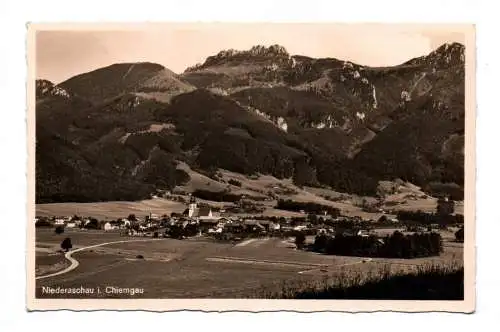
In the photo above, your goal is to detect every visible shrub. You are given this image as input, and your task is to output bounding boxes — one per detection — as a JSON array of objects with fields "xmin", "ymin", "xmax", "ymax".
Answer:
[
  {"xmin": 313, "ymin": 234, "xmax": 329, "ymax": 252},
  {"xmin": 136, "ymin": 254, "xmax": 144, "ymax": 259},
  {"xmin": 295, "ymin": 232, "xmax": 306, "ymax": 249},
  {"xmin": 60, "ymin": 237, "xmax": 72, "ymax": 252},
  {"xmin": 35, "ymin": 219, "xmax": 52, "ymax": 228},
  {"xmin": 228, "ymin": 179, "xmax": 242, "ymax": 187},
  {"xmin": 54, "ymin": 226, "xmax": 65, "ymax": 234}
]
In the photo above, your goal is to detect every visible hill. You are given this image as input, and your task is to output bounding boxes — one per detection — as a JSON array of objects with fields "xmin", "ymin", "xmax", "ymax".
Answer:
[{"xmin": 59, "ymin": 62, "xmax": 195, "ymax": 104}]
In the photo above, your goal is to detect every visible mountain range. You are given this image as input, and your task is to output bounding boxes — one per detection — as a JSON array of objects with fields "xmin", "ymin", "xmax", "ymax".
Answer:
[{"xmin": 35, "ymin": 42, "xmax": 465, "ymax": 203}]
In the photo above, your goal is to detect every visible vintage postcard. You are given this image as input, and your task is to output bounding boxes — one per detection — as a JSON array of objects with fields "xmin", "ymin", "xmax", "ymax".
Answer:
[{"xmin": 26, "ymin": 23, "xmax": 475, "ymax": 312}]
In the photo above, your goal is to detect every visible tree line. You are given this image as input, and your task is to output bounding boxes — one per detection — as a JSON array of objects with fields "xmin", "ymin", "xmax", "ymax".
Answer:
[
  {"xmin": 397, "ymin": 211, "xmax": 464, "ymax": 225},
  {"xmin": 275, "ymin": 199, "xmax": 341, "ymax": 216},
  {"xmin": 312, "ymin": 231, "xmax": 443, "ymax": 258}
]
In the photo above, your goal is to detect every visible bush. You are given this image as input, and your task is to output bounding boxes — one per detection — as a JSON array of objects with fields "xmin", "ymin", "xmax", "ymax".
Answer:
[
  {"xmin": 60, "ymin": 237, "xmax": 72, "ymax": 252},
  {"xmin": 136, "ymin": 254, "xmax": 144, "ymax": 259},
  {"xmin": 54, "ymin": 226, "xmax": 65, "ymax": 234},
  {"xmin": 295, "ymin": 232, "xmax": 306, "ymax": 249},
  {"xmin": 228, "ymin": 179, "xmax": 242, "ymax": 187},
  {"xmin": 35, "ymin": 219, "xmax": 52, "ymax": 228}
]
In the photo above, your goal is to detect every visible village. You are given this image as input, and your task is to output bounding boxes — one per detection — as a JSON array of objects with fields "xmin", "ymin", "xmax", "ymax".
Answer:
[{"xmin": 35, "ymin": 193, "xmax": 464, "ymax": 246}]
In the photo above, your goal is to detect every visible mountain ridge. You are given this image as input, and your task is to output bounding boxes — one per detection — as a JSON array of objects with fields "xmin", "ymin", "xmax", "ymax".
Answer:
[{"xmin": 35, "ymin": 42, "xmax": 465, "ymax": 203}]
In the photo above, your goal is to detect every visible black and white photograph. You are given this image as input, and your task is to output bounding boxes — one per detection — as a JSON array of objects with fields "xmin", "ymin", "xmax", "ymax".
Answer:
[{"xmin": 27, "ymin": 23, "xmax": 475, "ymax": 311}]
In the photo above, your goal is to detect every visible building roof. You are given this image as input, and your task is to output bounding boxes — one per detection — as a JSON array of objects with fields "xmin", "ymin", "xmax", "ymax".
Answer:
[
  {"xmin": 198, "ymin": 219, "xmax": 219, "ymax": 224},
  {"xmin": 225, "ymin": 222, "xmax": 244, "ymax": 228},
  {"xmin": 255, "ymin": 220, "xmax": 273, "ymax": 225},
  {"xmin": 243, "ymin": 220, "xmax": 260, "ymax": 225}
]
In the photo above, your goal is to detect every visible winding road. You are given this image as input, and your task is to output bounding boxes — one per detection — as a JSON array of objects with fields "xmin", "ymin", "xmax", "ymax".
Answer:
[{"xmin": 35, "ymin": 239, "xmax": 161, "ymax": 280}]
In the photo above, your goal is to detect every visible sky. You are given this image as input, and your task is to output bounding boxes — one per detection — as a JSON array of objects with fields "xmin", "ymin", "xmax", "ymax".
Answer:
[{"xmin": 35, "ymin": 23, "xmax": 468, "ymax": 84}]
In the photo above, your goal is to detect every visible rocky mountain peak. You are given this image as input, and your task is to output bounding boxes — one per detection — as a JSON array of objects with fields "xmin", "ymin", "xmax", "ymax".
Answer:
[
  {"xmin": 185, "ymin": 44, "xmax": 290, "ymax": 72},
  {"xmin": 406, "ymin": 42, "xmax": 465, "ymax": 68},
  {"xmin": 36, "ymin": 79, "xmax": 71, "ymax": 99}
]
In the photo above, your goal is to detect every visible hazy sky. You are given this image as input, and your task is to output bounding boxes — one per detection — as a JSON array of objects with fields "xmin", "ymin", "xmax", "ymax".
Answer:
[{"xmin": 35, "ymin": 23, "xmax": 468, "ymax": 84}]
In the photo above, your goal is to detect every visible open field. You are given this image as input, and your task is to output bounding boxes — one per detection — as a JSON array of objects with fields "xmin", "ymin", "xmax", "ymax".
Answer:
[
  {"xmin": 35, "ymin": 228, "xmax": 463, "ymax": 298},
  {"xmin": 36, "ymin": 252, "xmax": 71, "ymax": 277},
  {"xmin": 36, "ymin": 198, "xmax": 185, "ymax": 220}
]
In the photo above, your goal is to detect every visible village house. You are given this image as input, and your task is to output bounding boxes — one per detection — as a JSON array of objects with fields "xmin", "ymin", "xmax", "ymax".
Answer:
[
  {"xmin": 199, "ymin": 217, "xmax": 230, "ymax": 233},
  {"xmin": 257, "ymin": 219, "xmax": 280, "ymax": 232},
  {"xmin": 197, "ymin": 219, "xmax": 217, "ymax": 233},
  {"xmin": 119, "ymin": 218, "xmax": 131, "ymax": 228},
  {"xmin": 224, "ymin": 221, "xmax": 245, "ymax": 234},
  {"xmin": 54, "ymin": 217, "xmax": 65, "ymax": 226},
  {"xmin": 243, "ymin": 219, "xmax": 266, "ymax": 233},
  {"xmin": 66, "ymin": 221, "xmax": 77, "ymax": 228},
  {"xmin": 103, "ymin": 222, "xmax": 114, "ymax": 231}
]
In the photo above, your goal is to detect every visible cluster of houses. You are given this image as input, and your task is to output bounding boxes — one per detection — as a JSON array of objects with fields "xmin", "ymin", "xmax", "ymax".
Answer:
[
  {"xmin": 36, "ymin": 195, "xmax": 457, "ymax": 240},
  {"xmin": 35, "ymin": 215, "xmax": 133, "ymax": 231},
  {"xmin": 36, "ymin": 198, "xmax": 347, "ymax": 238},
  {"xmin": 169, "ymin": 200, "xmax": 283, "ymax": 235}
]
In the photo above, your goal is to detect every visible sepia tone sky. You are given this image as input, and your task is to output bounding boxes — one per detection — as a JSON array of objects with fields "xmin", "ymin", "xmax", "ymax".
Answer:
[{"xmin": 35, "ymin": 23, "xmax": 468, "ymax": 84}]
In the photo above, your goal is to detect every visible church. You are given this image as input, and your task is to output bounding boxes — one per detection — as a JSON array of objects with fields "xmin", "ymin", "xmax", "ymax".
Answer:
[{"xmin": 184, "ymin": 196, "xmax": 218, "ymax": 220}]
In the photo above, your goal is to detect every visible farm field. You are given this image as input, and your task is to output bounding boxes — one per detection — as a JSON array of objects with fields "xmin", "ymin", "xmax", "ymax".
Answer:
[
  {"xmin": 36, "ymin": 198, "xmax": 186, "ymax": 220},
  {"xmin": 35, "ymin": 228, "xmax": 463, "ymax": 299}
]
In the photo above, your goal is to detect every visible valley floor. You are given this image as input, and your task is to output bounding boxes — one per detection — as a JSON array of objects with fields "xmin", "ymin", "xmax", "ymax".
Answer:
[{"xmin": 35, "ymin": 228, "xmax": 463, "ymax": 299}]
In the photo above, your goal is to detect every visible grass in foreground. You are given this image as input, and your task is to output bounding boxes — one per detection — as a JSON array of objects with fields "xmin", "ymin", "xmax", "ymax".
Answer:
[{"xmin": 249, "ymin": 263, "xmax": 464, "ymax": 300}]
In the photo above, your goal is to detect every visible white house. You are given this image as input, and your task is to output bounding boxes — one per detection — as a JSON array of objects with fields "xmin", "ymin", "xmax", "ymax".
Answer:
[
  {"xmin": 270, "ymin": 222, "xmax": 281, "ymax": 231},
  {"xmin": 104, "ymin": 222, "xmax": 115, "ymax": 231},
  {"xmin": 54, "ymin": 218, "xmax": 65, "ymax": 226}
]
